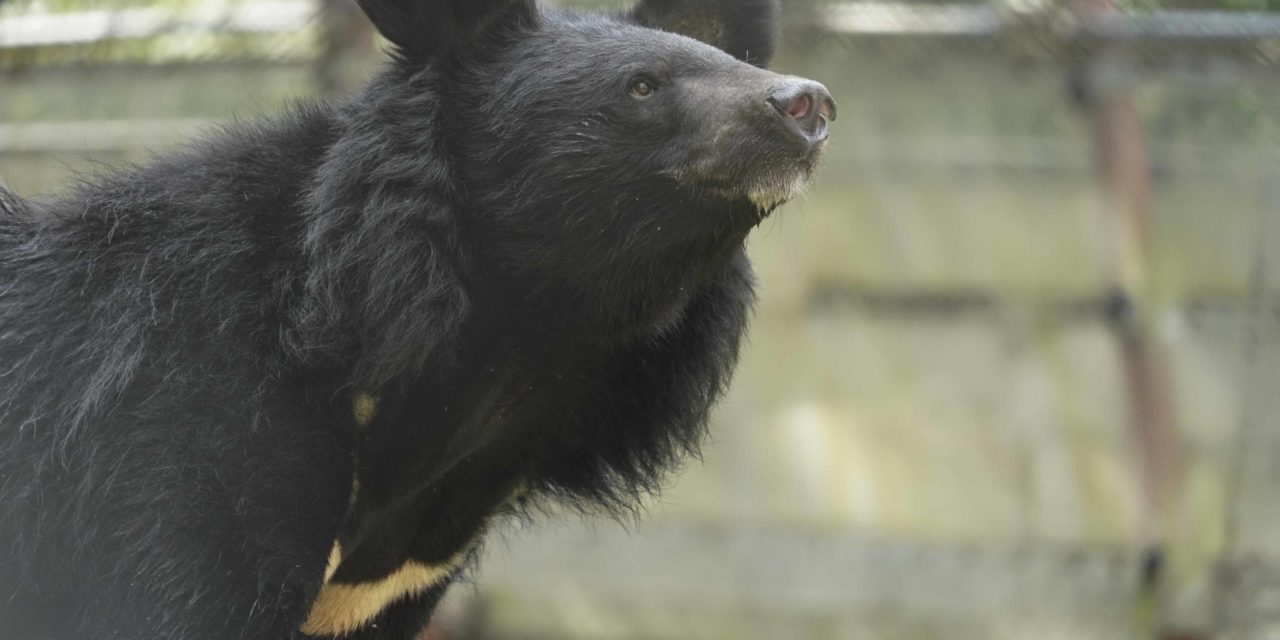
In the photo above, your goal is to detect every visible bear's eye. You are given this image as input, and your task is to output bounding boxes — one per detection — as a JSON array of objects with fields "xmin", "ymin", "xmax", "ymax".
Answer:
[{"xmin": 628, "ymin": 77, "xmax": 657, "ymax": 99}]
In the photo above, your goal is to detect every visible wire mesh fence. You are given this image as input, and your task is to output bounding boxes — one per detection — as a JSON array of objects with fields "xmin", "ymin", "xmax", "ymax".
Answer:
[{"xmin": 2, "ymin": 1, "xmax": 1280, "ymax": 638}]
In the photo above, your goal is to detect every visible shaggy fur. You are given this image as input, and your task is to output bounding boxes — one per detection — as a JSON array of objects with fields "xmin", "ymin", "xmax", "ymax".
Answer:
[{"xmin": 0, "ymin": 0, "xmax": 833, "ymax": 638}]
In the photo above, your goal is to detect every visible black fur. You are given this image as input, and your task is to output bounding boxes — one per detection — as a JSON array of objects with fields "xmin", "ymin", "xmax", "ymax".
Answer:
[
  {"xmin": 0, "ymin": 185, "xmax": 28, "ymax": 217},
  {"xmin": 0, "ymin": 0, "xmax": 830, "ymax": 638},
  {"xmin": 356, "ymin": 0, "xmax": 537, "ymax": 59},
  {"xmin": 630, "ymin": 0, "xmax": 781, "ymax": 67}
]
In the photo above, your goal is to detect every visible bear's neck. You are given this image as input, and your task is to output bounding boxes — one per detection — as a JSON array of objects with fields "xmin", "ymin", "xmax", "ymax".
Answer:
[
  {"xmin": 465, "ymin": 198, "xmax": 755, "ymax": 339},
  {"xmin": 350, "ymin": 230, "xmax": 742, "ymax": 506}
]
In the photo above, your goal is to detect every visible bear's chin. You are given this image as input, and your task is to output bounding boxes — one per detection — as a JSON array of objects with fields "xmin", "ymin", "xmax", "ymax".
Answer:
[
  {"xmin": 705, "ymin": 171, "xmax": 811, "ymax": 218},
  {"xmin": 746, "ymin": 172, "xmax": 810, "ymax": 212},
  {"xmin": 681, "ymin": 161, "xmax": 816, "ymax": 218}
]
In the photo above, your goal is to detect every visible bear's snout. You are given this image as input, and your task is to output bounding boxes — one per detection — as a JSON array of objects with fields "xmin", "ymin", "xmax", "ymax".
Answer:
[{"xmin": 767, "ymin": 79, "xmax": 837, "ymax": 146}]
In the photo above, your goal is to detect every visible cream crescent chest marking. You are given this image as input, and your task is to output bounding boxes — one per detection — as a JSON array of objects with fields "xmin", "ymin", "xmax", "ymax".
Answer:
[
  {"xmin": 300, "ymin": 544, "xmax": 470, "ymax": 637},
  {"xmin": 302, "ymin": 392, "xmax": 469, "ymax": 637},
  {"xmin": 301, "ymin": 395, "xmax": 529, "ymax": 636}
]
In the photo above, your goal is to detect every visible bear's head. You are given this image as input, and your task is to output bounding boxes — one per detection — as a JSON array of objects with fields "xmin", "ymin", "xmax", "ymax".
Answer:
[{"xmin": 351, "ymin": 0, "xmax": 835, "ymax": 332}]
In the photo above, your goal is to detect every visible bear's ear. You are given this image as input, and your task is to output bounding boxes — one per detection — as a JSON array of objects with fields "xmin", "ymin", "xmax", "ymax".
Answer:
[
  {"xmin": 629, "ymin": 0, "xmax": 781, "ymax": 68},
  {"xmin": 357, "ymin": 0, "xmax": 536, "ymax": 60}
]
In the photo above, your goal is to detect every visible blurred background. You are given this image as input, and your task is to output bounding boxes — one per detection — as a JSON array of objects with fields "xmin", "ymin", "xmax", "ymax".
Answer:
[{"xmin": 2, "ymin": 0, "xmax": 1279, "ymax": 638}]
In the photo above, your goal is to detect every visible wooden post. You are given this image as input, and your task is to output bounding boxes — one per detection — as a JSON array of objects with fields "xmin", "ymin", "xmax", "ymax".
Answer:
[{"xmin": 1068, "ymin": 1, "xmax": 1185, "ymax": 638}]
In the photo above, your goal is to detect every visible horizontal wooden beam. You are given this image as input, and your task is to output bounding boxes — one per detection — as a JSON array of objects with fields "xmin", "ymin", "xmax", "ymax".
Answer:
[
  {"xmin": 0, "ymin": 1, "xmax": 313, "ymax": 49},
  {"xmin": 0, "ymin": 119, "xmax": 211, "ymax": 152},
  {"xmin": 819, "ymin": 2, "xmax": 1280, "ymax": 42}
]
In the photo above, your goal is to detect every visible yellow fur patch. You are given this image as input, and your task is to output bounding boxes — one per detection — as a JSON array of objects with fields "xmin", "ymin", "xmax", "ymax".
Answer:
[
  {"xmin": 322, "ymin": 542, "xmax": 343, "ymax": 583},
  {"xmin": 352, "ymin": 393, "xmax": 378, "ymax": 430},
  {"xmin": 305, "ymin": 402, "xmax": 519, "ymax": 637},
  {"xmin": 301, "ymin": 549, "xmax": 467, "ymax": 637}
]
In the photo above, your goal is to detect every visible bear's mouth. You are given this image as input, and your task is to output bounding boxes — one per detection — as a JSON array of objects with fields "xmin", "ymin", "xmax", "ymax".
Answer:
[
  {"xmin": 744, "ymin": 165, "xmax": 813, "ymax": 211},
  {"xmin": 676, "ymin": 155, "xmax": 818, "ymax": 216}
]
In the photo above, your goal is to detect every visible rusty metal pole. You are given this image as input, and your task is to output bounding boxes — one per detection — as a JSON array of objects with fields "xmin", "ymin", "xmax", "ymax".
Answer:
[{"xmin": 1067, "ymin": 1, "xmax": 1185, "ymax": 638}]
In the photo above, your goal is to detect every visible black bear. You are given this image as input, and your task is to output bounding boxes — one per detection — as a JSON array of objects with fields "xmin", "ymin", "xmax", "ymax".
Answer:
[{"xmin": 0, "ymin": 0, "xmax": 835, "ymax": 637}]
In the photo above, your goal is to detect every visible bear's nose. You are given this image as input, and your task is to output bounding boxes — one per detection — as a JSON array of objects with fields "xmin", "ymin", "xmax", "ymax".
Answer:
[{"xmin": 768, "ymin": 80, "xmax": 837, "ymax": 144}]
